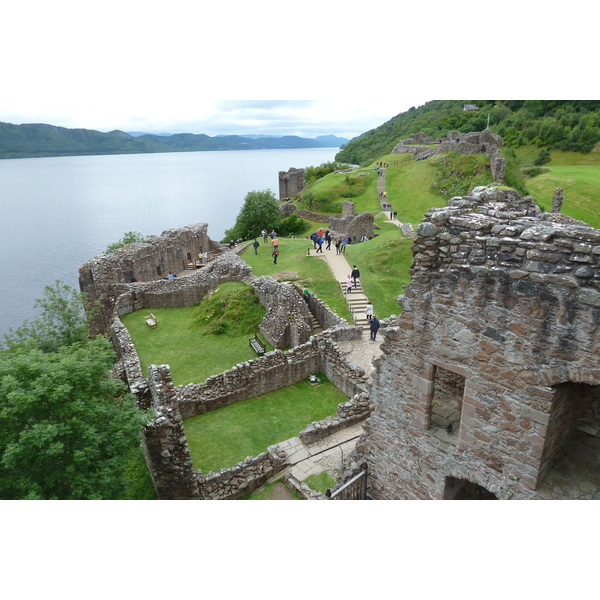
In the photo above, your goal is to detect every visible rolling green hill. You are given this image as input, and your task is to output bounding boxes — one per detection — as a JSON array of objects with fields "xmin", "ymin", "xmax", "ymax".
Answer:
[
  {"xmin": 336, "ymin": 100, "xmax": 600, "ymax": 166},
  {"xmin": 0, "ymin": 122, "xmax": 346, "ymax": 159}
]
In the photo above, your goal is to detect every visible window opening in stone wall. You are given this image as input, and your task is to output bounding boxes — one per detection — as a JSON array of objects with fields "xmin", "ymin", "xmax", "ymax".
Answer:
[
  {"xmin": 156, "ymin": 266, "xmax": 162, "ymax": 277},
  {"xmin": 443, "ymin": 477, "xmax": 498, "ymax": 499},
  {"xmin": 537, "ymin": 382, "xmax": 600, "ymax": 499},
  {"xmin": 429, "ymin": 366, "xmax": 465, "ymax": 445}
]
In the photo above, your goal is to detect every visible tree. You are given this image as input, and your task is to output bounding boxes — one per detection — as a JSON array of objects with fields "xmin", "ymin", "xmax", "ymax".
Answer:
[
  {"xmin": 2, "ymin": 280, "xmax": 89, "ymax": 353},
  {"xmin": 0, "ymin": 336, "xmax": 149, "ymax": 499},
  {"xmin": 105, "ymin": 231, "xmax": 146, "ymax": 254},
  {"xmin": 223, "ymin": 189, "xmax": 280, "ymax": 242}
]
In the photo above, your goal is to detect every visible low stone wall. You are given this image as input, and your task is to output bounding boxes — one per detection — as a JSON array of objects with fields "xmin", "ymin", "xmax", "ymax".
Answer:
[
  {"xmin": 197, "ymin": 446, "xmax": 287, "ymax": 500},
  {"xmin": 299, "ymin": 392, "xmax": 373, "ymax": 444},
  {"xmin": 176, "ymin": 341, "xmax": 322, "ymax": 418}
]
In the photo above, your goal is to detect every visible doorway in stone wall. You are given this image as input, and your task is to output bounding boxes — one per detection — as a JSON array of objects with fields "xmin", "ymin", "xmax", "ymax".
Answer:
[
  {"xmin": 443, "ymin": 476, "xmax": 498, "ymax": 499},
  {"xmin": 429, "ymin": 365, "xmax": 466, "ymax": 444},
  {"xmin": 536, "ymin": 382, "xmax": 600, "ymax": 499}
]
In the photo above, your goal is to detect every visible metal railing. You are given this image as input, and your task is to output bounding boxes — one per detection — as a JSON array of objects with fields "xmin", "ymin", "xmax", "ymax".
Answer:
[{"xmin": 325, "ymin": 463, "xmax": 368, "ymax": 500}]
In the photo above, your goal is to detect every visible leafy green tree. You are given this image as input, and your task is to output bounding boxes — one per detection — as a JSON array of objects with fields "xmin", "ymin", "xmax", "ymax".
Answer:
[
  {"xmin": 2, "ymin": 281, "xmax": 89, "ymax": 353},
  {"xmin": 0, "ymin": 336, "xmax": 149, "ymax": 499},
  {"xmin": 105, "ymin": 231, "xmax": 146, "ymax": 254},
  {"xmin": 223, "ymin": 189, "xmax": 280, "ymax": 242}
]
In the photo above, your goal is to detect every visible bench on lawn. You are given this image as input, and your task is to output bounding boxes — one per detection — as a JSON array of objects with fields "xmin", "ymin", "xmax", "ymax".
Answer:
[
  {"xmin": 249, "ymin": 333, "xmax": 266, "ymax": 355},
  {"xmin": 145, "ymin": 313, "xmax": 158, "ymax": 328}
]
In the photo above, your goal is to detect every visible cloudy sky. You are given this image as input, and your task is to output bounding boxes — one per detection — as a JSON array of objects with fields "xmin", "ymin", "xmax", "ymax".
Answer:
[{"xmin": 4, "ymin": 2, "xmax": 593, "ymax": 141}]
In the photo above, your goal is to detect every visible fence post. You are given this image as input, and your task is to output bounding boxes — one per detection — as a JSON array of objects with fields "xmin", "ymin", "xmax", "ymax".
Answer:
[{"xmin": 360, "ymin": 462, "xmax": 368, "ymax": 500}]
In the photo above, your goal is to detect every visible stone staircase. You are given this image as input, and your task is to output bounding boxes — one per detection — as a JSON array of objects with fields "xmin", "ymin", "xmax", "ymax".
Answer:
[{"xmin": 340, "ymin": 281, "xmax": 371, "ymax": 331}]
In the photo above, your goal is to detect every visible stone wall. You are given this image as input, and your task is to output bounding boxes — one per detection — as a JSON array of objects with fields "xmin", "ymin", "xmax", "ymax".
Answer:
[
  {"xmin": 352, "ymin": 186, "xmax": 600, "ymax": 500},
  {"xmin": 175, "ymin": 331, "xmax": 368, "ymax": 419},
  {"xmin": 279, "ymin": 167, "xmax": 305, "ymax": 200},
  {"xmin": 392, "ymin": 130, "xmax": 506, "ymax": 183},
  {"xmin": 299, "ymin": 392, "xmax": 373, "ymax": 444},
  {"xmin": 79, "ymin": 223, "xmax": 221, "ymax": 334},
  {"xmin": 141, "ymin": 330, "xmax": 368, "ymax": 499}
]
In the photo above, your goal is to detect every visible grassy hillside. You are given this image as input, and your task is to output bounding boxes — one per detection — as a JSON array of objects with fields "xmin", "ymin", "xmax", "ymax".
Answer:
[{"xmin": 337, "ymin": 100, "xmax": 600, "ymax": 166}]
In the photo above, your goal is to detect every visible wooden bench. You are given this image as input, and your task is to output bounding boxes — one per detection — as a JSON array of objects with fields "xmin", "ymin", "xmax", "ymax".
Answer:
[
  {"xmin": 249, "ymin": 333, "xmax": 266, "ymax": 355},
  {"xmin": 144, "ymin": 313, "xmax": 158, "ymax": 328}
]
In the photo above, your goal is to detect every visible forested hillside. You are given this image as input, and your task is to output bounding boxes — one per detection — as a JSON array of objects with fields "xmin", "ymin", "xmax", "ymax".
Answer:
[
  {"xmin": 0, "ymin": 122, "xmax": 346, "ymax": 159},
  {"xmin": 336, "ymin": 100, "xmax": 600, "ymax": 166}
]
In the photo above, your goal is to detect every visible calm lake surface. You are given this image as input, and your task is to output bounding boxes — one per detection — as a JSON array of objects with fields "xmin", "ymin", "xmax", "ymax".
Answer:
[{"xmin": 0, "ymin": 148, "xmax": 339, "ymax": 336}]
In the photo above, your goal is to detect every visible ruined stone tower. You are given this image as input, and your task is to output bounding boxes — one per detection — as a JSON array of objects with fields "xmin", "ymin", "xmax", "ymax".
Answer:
[{"xmin": 355, "ymin": 186, "xmax": 600, "ymax": 500}]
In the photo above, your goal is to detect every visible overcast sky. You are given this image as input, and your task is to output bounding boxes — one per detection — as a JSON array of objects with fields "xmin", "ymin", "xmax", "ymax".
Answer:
[{"xmin": 3, "ymin": 2, "xmax": 594, "ymax": 141}]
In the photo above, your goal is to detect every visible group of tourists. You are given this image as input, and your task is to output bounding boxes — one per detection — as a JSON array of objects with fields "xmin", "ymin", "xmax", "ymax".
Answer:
[{"xmin": 255, "ymin": 228, "xmax": 280, "ymax": 263}]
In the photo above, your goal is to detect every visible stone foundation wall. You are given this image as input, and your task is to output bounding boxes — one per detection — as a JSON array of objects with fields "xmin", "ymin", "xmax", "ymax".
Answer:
[
  {"xmin": 300, "ymin": 392, "xmax": 373, "ymax": 444},
  {"xmin": 197, "ymin": 447, "xmax": 287, "ymax": 500}
]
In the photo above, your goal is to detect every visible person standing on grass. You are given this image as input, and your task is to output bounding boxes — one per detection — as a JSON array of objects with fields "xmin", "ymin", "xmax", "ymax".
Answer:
[
  {"xmin": 346, "ymin": 275, "xmax": 352, "ymax": 295},
  {"xmin": 272, "ymin": 248, "xmax": 279, "ymax": 264},
  {"xmin": 351, "ymin": 265, "xmax": 360, "ymax": 288},
  {"xmin": 370, "ymin": 315, "xmax": 380, "ymax": 341},
  {"xmin": 262, "ymin": 228, "xmax": 268, "ymax": 242},
  {"xmin": 253, "ymin": 239, "xmax": 260, "ymax": 255},
  {"xmin": 272, "ymin": 236, "xmax": 279, "ymax": 251}
]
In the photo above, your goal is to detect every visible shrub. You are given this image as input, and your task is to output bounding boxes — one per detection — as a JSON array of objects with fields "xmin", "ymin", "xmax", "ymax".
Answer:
[
  {"xmin": 105, "ymin": 231, "xmax": 146, "ymax": 254},
  {"xmin": 534, "ymin": 149, "xmax": 551, "ymax": 166}
]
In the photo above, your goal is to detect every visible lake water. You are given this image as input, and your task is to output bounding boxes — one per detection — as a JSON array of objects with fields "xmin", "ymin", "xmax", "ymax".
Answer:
[{"xmin": 0, "ymin": 147, "xmax": 339, "ymax": 336}]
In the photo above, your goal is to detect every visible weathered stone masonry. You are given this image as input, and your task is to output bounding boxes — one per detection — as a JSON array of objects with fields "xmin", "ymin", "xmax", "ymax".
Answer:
[{"xmin": 354, "ymin": 186, "xmax": 600, "ymax": 500}]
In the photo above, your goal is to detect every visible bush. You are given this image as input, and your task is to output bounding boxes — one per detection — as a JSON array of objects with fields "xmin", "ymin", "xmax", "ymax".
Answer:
[
  {"xmin": 276, "ymin": 213, "xmax": 306, "ymax": 236},
  {"xmin": 534, "ymin": 149, "xmax": 551, "ymax": 166}
]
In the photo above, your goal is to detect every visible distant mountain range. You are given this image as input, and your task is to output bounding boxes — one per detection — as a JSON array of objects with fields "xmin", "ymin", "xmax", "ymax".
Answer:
[{"xmin": 0, "ymin": 122, "xmax": 348, "ymax": 159}]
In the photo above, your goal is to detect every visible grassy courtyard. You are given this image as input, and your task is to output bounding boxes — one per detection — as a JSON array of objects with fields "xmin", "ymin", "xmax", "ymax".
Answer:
[
  {"xmin": 183, "ymin": 375, "xmax": 346, "ymax": 472},
  {"xmin": 120, "ymin": 282, "xmax": 273, "ymax": 385}
]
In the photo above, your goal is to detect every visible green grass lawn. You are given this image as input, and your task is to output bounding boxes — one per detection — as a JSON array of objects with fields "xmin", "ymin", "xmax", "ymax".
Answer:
[
  {"xmin": 344, "ymin": 219, "xmax": 414, "ymax": 318},
  {"xmin": 183, "ymin": 376, "xmax": 346, "ymax": 472},
  {"xmin": 374, "ymin": 153, "xmax": 447, "ymax": 224},
  {"xmin": 120, "ymin": 282, "xmax": 273, "ymax": 385},
  {"xmin": 241, "ymin": 238, "xmax": 353, "ymax": 322},
  {"xmin": 524, "ymin": 165, "xmax": 600, "ymax": 228}
]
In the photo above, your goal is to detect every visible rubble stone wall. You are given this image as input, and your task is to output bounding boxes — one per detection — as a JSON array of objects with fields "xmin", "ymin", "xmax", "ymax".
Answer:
[
  {"xmin": 279, "ymin": 167, "xmax": 305, "ymax": 199},
  {"xmin": 392, "ymin": 130, "xmax": 506, "ymax": 183},
  {"xmin": 79, "ymin": 224, "xmax": 221, "ymax": 334}
]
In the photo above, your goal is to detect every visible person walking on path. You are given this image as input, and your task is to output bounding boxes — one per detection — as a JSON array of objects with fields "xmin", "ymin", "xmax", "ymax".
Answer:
[
  {"xmin": 253, "ymin": 239, "xmax": 260, "ymax": 255},
  {"xmin": 365, "ymin": 301, "xmax": 374, "ymax": 320},
  {"xmin": 370, "ymin": 315, "xmax": 380, "ymax": 341},
  {"xmin": 326, "ymin": 232, "xmax": 332, "ymax": 250},
  {"xmin": 316, "ymin": 236, "xmax": 324, "ymax": 253},
  {"xmin": 341, "ymin": 237, "xmax": 347, "ymax": 254},
  {"xmin": 346, "ymin": 275, "xmax": 352, "ymax": 295},
  {"xmin": 351, "ymin": 265, "xmax": 360, "ymax": 288},
  {"xmin": 335, "ymin": 239, "xmax": 341, "ymax": 255}
]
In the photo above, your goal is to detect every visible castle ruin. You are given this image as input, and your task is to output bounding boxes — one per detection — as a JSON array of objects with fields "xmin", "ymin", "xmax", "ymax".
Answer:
[{"xmin": 350, "ymin": 186, "xmax": 600, "ymax": 500}]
